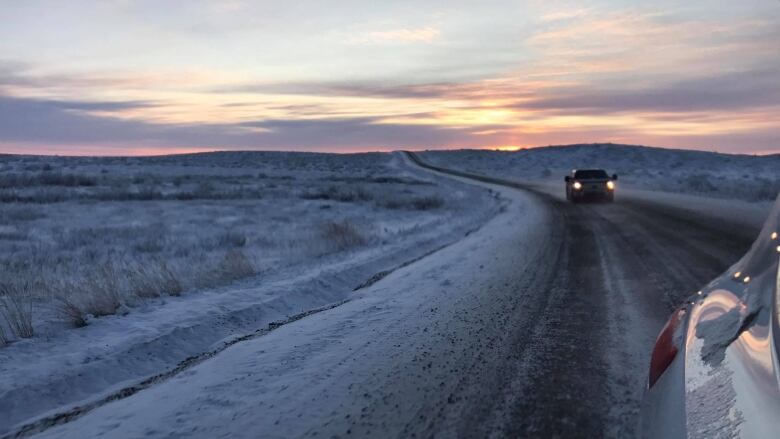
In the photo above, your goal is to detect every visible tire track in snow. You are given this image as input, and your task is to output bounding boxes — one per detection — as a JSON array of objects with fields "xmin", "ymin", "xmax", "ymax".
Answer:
[{"xmin": 406, "ymin": 152, "xmax": 756, "ymax": 437}]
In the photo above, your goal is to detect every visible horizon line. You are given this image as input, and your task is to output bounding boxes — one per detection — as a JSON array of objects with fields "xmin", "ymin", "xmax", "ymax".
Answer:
[{"xmin": 0, "ymin": 142, "xmax": 777, "ymax": 159}]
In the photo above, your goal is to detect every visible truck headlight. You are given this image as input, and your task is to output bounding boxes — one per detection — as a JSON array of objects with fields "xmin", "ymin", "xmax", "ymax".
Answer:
[
  {"xmin": 607, "ymin": 181, "xmax": 615, "ymax": 190},
  {"xmin": 573, "ymin": 181, "xmax": 582, "ymax": 190}
]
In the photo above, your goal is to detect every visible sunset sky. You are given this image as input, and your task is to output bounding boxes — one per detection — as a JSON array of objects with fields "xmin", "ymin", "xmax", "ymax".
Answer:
[{"xmin": 1, "ymin": 0, "xmax": 778, "ymax": 155}]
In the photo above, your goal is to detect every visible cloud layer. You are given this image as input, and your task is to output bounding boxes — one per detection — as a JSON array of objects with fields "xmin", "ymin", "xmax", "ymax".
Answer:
[{"xmin": 0, "ymin": 1, "xmax": 778, "ymax": 155}]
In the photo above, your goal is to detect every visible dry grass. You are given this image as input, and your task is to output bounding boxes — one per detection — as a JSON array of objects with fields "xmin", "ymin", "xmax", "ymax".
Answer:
[
  {"xmin": 300, "ymin": 185, "xmax": 373, "ymax": 203},
  {"xmin": 0, "ymin": 151, "xmax": 460, "ymax": 344},
  {"xmin": 411, "ymin": 195, "xmax": 445, "ymax": 210},
  {"xmin": 0, "ymin": 171, "xmax": 97, "ymax": 189},
  {"xmin": 0, "ymin": 280, "xmax": 35, "ymax": 339},
  {"xmin": 50, "ymin": 263, "xmax": 124, "ymax": 326},
  {"xmin": 54, "ymin": 296, "xmax": 88, "ymax": 328},
  {"xmin": 216, "ymin": 230, "xmax": 248, "ymax": 248},
  {"xmin": 376, "ymin": 194, "xmax": 445, "ymax": 211},
  {"xmin": 302, "ymin": 185, "xmax": 446, "ymax": 212},
  {"xmin": 81, "ymin": 268, "xmax": 123, "ymax": 317},
  {"xmin": 320, "ymin": 220, "xmax": 367, "ymax": 251},
  {"xmin": 127, "ymin": 260, "xmax": 183, "ymax": 299},
  {"xmin": 216, "ymin": 250, "xmax": 255, "ymax": 282}
]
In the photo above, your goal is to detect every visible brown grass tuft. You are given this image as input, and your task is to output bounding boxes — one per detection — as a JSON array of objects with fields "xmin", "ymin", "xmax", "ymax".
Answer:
[{"xmin": 320, "ymin": 220, "xmax": 366, "ymax": 251}]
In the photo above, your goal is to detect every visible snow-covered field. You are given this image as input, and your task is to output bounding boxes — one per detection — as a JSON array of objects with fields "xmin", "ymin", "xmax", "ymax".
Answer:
[
  {"xmin": 13, "ymin": 150, "xmax": 769, "ymax": 439},
  {"xmin": 419, "ymin": 144, "xmax": 780, "ymax": 202},
  {"xmin": 8, "ymin": 159, "xmax": 551, "ymax": 439},
  {"xmin": 1, "ymin": 145, "xmax": 776, "ymax": 437},
  {"xmin": 0, "ymin": 151, "xmax": 499, "ymax": 433},
  {"xmin": 0, "ymin": 152, "xmax": 468, "ymax": 336}
]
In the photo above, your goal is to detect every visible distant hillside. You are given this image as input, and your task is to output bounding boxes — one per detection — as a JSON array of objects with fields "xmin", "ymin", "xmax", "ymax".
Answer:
[
  {"xmin": 0, "ymin": 151, "xmax": 387, "ymax": 175},
  {"xmin": 420, "ymin": 143, "xmax": 780, "ymax": 201}
]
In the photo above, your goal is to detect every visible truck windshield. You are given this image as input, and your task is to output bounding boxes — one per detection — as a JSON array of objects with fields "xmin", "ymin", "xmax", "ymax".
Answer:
[{"xmin": 574, "ymin": 170, "xmax": 609, "ymax": 179}]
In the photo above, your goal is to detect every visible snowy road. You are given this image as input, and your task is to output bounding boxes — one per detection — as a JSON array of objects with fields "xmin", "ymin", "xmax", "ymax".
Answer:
[{"xmin": 24, "ymin": 154, "xmax": 757, "ymax": 439}]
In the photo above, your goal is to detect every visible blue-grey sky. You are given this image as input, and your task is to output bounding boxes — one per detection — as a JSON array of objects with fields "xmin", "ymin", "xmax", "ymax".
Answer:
[{"xmin": 1, "ymin": 0, "xmax": 778, "ymax": 155}]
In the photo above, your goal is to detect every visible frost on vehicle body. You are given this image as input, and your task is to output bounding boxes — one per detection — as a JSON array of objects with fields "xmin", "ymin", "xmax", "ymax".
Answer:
[{"xmin": 641, "ymin": 194, "xmax": 780, "ymax": 438}]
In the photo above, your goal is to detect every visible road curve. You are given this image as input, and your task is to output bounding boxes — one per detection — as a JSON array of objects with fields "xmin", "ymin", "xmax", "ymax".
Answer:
[
  {"xmin": 27, "ymin": 153, "xmax": 757, "ymax": 439},
  {"xmin": 406, "ymin": 152, "xmax": 756, "ymax": 437}
]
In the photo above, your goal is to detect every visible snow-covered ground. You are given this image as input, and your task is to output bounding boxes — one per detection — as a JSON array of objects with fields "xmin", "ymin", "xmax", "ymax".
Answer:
[
  {"xmin": 0, "ymin": 151, "xmax": 500, "ymax": 434},
  {"xmin": 419, "ymin": 144, "xmax": 780, "ymax": 202},
  {"xmin": 1, "ymin": 145, "xmax": 776, "ymax": 437},
  {"xmin": 16, "ymin": 160, "xmax": 554, "ymax": 439},
  {"xmin": 15, "ymin": 151, "xmax": 767, "ymax": 439},
  {"xmin": 0, "ymin": 151, "xmax": 479, "ymax": 336}
]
